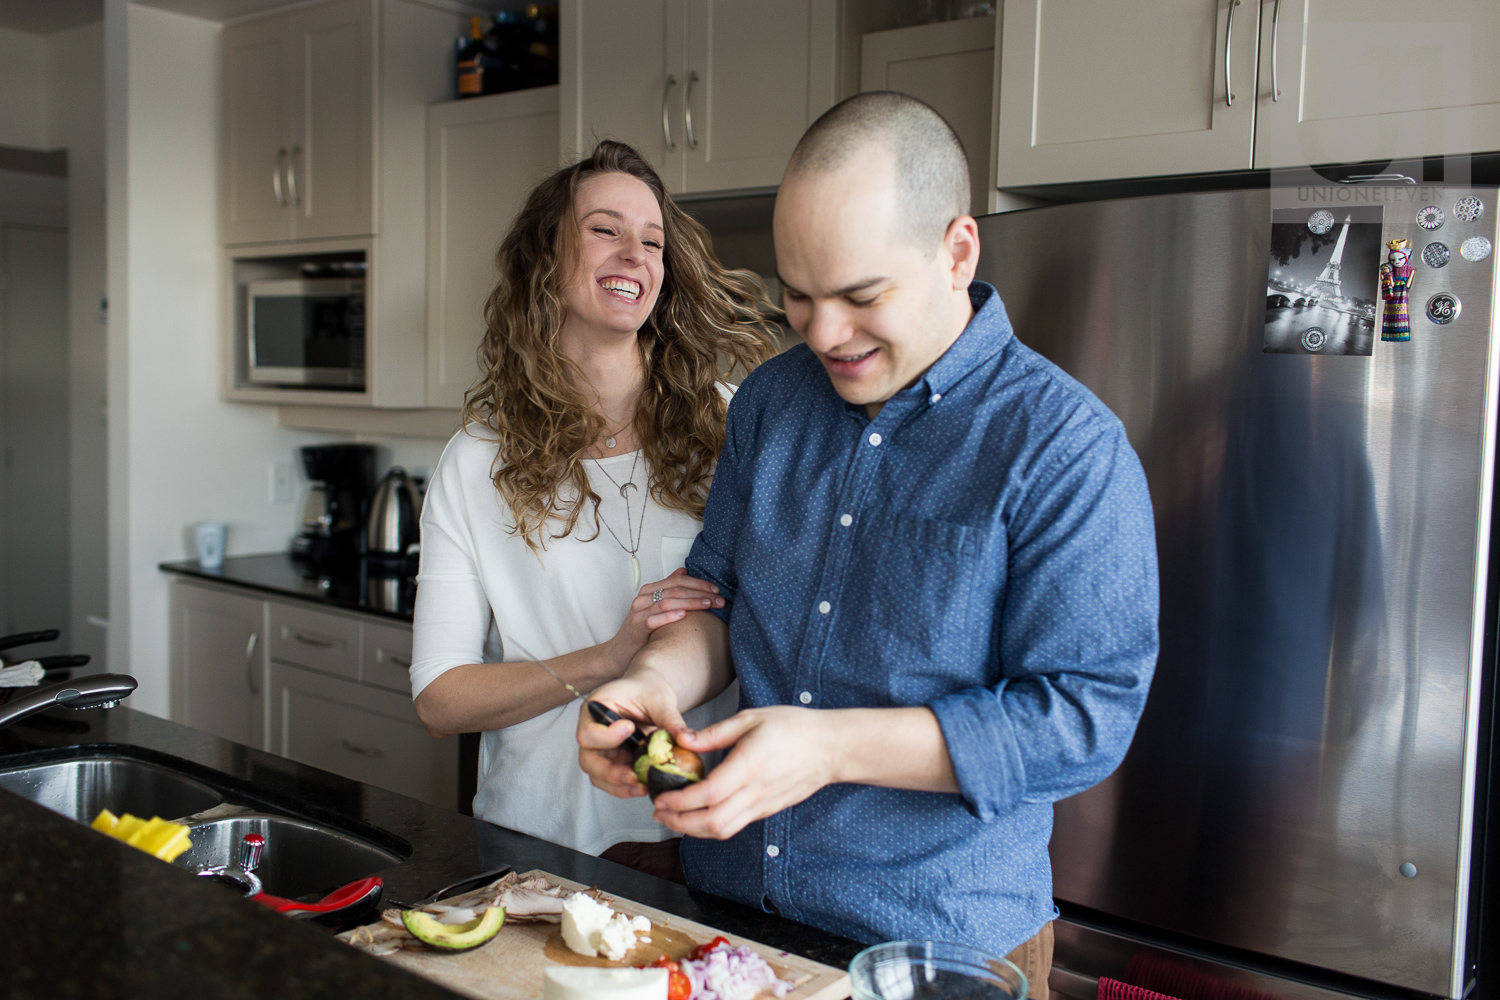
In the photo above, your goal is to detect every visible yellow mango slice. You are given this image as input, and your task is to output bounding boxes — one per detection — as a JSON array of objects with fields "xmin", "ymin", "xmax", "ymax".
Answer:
[
  {"xmin": 90, "ymin": 809, "xmax": 119, "ymax": 834},
  {"xmin": 155, "ymin": 827, "xmax": 192, "ymax": 862},
  {"xmin": 113, "ymin": 814, "xmax": 146, "ymax": 841}
]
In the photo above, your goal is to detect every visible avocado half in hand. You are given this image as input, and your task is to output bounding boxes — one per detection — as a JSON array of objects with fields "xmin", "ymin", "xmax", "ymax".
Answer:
[{"xmin": 633, "ymin": 728, "xmax": 705, "ymax": 799}]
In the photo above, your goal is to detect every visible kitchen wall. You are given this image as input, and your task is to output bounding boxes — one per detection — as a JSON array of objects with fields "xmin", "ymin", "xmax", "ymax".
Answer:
[
  {"xmin": 0, "ymin": 28, "xmax": 49, "ymax": 150},
  {"xmin": 51, "ymin": 21, "xmax": 111, "ymax": 674},
  {"xmin": 104, "ymin": 1, "xmax": 450, "ymax": 717},
  {"xmin": 0, "ymin": 21, "xmax": 110, "ymax": 670}
]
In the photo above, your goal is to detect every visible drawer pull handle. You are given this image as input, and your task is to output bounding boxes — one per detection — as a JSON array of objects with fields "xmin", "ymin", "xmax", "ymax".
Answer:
[
  {"xmin": 245, "ymin": 632, "xmax": 260, "ymax": 694},
  {"xmin": 290, "ymin": 631, "xmax": 336, "ymax": 648},
  {"xmin": 341, "ymin": 739, "xmax": 383, "ymax": 758},
  {"xmin": 384, "ymin": 653, "xmax": 412, "ymax": 668}
]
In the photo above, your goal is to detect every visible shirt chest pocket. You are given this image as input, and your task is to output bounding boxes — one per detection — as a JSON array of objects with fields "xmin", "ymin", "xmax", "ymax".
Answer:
[{"xmin": 851, "ymin": 513, "xmax": 988, "ymax": 688}]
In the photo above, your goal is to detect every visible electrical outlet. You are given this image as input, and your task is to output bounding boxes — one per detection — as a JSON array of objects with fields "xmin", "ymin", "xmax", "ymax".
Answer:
[{"xmin": 270, "ymin": 461, "xmax": 295, "ymax": 504}]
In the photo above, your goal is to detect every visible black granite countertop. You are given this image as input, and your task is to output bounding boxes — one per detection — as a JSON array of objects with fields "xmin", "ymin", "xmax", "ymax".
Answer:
[
  {"xmin": 161, "ymin": 552, "xmax": 416, "ymax": 622},
  {"xmin": 0, "ymin": 705, "xmax": 861, "ymax": 999}
]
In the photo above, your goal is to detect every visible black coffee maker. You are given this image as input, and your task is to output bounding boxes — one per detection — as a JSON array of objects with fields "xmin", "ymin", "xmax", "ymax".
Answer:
[{"xmin": 292, "ymin": 444, "xmax": 376, "ymax": 567}]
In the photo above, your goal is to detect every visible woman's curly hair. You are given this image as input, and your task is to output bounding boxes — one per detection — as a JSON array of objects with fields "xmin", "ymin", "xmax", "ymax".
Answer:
[{"xmin": 461, "ymin": 140, "xmax": 781, "ymax": 550}]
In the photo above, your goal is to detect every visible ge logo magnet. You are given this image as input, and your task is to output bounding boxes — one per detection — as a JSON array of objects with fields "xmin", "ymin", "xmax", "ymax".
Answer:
[
  {"xmin": 1426, "ymin": 293, "xmax": 1461, "ymax": 326},
  {"xmin": 1301, "ymin": 327, "xmax": 1328, "ymax": 352}
]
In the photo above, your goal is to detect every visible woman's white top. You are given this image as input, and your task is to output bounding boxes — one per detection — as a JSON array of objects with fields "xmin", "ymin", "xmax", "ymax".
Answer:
[{"xmin": 410, "ymin": 420, "xmax": 737, "ymax": 856}]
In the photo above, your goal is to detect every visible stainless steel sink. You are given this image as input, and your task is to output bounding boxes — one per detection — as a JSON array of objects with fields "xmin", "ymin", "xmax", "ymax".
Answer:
[
  {"xmin": 0, "ymin": 756, "xmax": 224, "ymax": 823},
  {"xmin": 176, "ymin": 814, "xmax": 403, "ymax": 899}
]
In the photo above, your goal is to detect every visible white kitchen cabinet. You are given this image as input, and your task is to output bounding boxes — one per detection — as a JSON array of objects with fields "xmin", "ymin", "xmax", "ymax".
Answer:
[
  {"xmin": 169, "ymin": 581, "xmax": 269, "ymax": 751},
  {"xmin": 559, "ymin": 0, "xmax": 675, "ymax": 178},
  {"xmin": 862, "ymin": 16, "xmax": 996, "ymax": 216},
  {"xmin": 995, "ymin": 0, "xmax": 1259, "ymax": 188},
  {"xmin": 221, "ymin": 0, "xmax": 462, "ymax": 410},
  {"xmin": 269, "ymin": 660, "xmax": 457, "ymax": 809},
  {"xmin": 1253, "ymin": 0, "xmax": 1500, "ymax": 170},
  {"xmin": 221, "ymin": 0, "xmax": 374, "ymax": 244},
  {"xmin": 681, "ymin": 0, "xmax": 838, "ymax": 193},
  {"xmin": 223, "ymin": 14, "xmax": 297, "ymax": 245},
  {"xmin": 168, "ymin": 577, "xmax": 459, "ymax": 809},
  {"xmin": 426, "ymin": 88, "xmax": 560, "ymax": 409},
  {"xmin": 561, "ymin": 0, "xmax": 885, "ymax": 195}
]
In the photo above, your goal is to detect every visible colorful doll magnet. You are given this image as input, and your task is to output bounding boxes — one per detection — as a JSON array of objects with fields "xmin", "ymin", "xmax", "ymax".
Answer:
[{"xmin": 1380, "ymin": 238, "xmax": 1415, "ymax": 343}]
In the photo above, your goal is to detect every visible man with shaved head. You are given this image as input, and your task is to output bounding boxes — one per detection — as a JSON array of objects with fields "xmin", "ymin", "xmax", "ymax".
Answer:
[{"xmin": 581, "ymin": 93, "xmax": 1158, "ymax": 993}]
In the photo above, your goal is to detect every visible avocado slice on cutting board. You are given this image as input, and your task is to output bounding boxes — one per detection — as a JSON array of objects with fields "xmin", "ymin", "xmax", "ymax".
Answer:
[{"xmin": 401, "ymin": 906, "xmax": 506, "ymax": 952}]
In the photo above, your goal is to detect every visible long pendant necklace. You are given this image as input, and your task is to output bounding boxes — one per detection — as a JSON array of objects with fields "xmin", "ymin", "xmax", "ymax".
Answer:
[{"xmin": 588, "ymin": 449, "xmax": 648, "ymax": 588}]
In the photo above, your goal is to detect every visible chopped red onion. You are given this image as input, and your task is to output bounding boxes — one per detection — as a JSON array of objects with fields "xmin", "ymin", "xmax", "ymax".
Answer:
[{"xmin": 682, "ymin": 944, "xmax": 793, "ymax": 1000}]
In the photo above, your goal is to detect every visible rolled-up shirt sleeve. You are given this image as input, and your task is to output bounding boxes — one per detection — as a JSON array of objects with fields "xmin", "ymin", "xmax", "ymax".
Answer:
[
  {"xmin": 930, "ymin": 411, "xmax": 1159, "ymax": 821},
  {"xmin": 410, "ymin": 435, "xmax": 499, "ymax": 701}
]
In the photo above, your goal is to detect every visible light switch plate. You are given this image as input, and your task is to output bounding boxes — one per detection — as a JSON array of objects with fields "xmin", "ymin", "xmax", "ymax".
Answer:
[{"xmin": 270, "ymin": 461, "xmax": 295, "ymax": 504}]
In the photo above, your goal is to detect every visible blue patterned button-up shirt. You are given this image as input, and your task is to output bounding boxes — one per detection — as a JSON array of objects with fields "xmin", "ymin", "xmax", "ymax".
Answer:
[{"xmin": 681, "ymin": 282, "xmax": 1159, "ymax": 954}]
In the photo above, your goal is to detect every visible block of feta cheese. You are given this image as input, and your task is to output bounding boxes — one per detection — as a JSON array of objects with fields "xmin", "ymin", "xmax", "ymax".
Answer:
[
  {"xmin": 543, "ymin": 967, "xmax": 669, "ymax": 1000},
  {"xmin": 562, "ymin": 893, "xmax": 654, "ymax": 960}
]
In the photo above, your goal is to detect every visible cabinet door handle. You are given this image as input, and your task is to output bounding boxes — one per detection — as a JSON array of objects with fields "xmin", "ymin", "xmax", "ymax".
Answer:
[
  {"xmin": 289, "ymin": 631, "xmax": 335, "ymax": 648},
  {"xmin": 661, "ymin": 74, "xmax": 677, "ymax": 151},
  {"xmin": 341, "ymin": 738, "xmax": 384, "ymax": 758},
  {"xmin": 383, "ymin": 652, "xmax": 412, "ymax": 668},
  {"xmin": 1224, "ymin": 0, "xmax": 1240, "ymax": 107},
  {"xmin": 1270, "ymin": 0, "xmax": 1282, "ymax": 101},
  {"xmin": 245, "ymin": 632, "xmax": 260, "ymax": 694},
  {"xmin": 273, "ymin": 148, "xmax": 287, "ymax": 207},
  {"xmin": 287, "ymin": 144, "xmax": 301, "ymax": 206},
  {"xmin": 684, "ymin": 70, "xmax": 700, "ymax": 150}
]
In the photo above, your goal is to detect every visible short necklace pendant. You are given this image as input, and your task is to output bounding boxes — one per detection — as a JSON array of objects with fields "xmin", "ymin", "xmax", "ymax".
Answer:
[{"xmin": 605, "ymin": 436, "xmax": 617, "ymax": 449}]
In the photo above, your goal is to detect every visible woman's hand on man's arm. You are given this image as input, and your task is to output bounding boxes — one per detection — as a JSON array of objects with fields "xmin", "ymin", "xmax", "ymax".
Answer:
[{"xmin": 414, "ymin": 569, "xmax": 724, "ymax": 737}]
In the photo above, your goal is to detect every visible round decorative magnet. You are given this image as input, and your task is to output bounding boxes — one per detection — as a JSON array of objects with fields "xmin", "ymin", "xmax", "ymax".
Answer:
[
  {"xmin": 1422, "ymin": 242, "xmax": 1451, "ymax": 268},
  {"xmin": 1454, "ymin": 196, "xmax": 1484, "ymax": 222},
  {"xmin": 1426, "ymin": 293, "xmax": 1461, "ymax": 325},
  {"xmin": 1417, "ymin": 205, "xmax": 1445, "ymax": 230},
  {"xmin": 1461, "ymin": 235, "xmax": 1492, "ymax": 262},
  {"xmin": 1307, "ymin": 210, "xmax": 1335, "ymax": 235},
  {"xmin": 1301, "ymin": 327, "xmax": 1328, "ymax": 352}
]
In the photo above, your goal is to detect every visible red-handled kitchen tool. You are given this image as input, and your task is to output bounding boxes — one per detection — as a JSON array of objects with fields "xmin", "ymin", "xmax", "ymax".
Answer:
[{"xmin": 253, "ymin": 876, "xmax": 384, "ymax": 918}]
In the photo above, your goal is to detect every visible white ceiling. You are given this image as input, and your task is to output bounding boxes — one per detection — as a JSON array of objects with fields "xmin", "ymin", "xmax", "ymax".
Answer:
[{"xmin": 0, "ymin": 0, "xmax": 102, "ymax": 34}]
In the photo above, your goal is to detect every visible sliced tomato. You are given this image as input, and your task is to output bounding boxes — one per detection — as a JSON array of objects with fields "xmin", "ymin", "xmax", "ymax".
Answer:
[
  {"xmin": 688, "ymin": 936, "xmax": 731, "ymax": 961},
  {"xmin": 667, "ymin": 969, "xmax": 692, "ymax": 1000}
]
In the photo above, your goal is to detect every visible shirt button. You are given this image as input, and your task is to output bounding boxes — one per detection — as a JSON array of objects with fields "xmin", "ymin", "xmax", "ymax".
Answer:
[
  {"xmin": 818, "ymin": 600, "xmax": 831, "ymax": 614},
  {"xmin": 839, "ymin": 513, "xmax": 853, "ymax": 527},
  {"xmin": 868, "ymin": 432, "xmax": 882, "ymax": 446},
  {"xmin": 799, "ymin": 691, "xmax": 812, "ymax": 704},
  {"xmin": 930, "ymin": 392, "xmax": 942, "ymax": 404},
  {"xmin": 766, "ymin": 844, "xmax": 780, "ymax": 858}
]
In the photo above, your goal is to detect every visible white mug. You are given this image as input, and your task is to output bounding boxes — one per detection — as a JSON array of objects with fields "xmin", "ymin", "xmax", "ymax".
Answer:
[{"xmin": 194, "ymin": 522, "xmax": 227, "ymax": 569}]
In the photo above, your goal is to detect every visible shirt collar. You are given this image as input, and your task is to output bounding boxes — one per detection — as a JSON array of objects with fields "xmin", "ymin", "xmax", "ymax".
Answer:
[{"xmin": 917, "ymin": 281, "xmax": 1013, "ymax": 398}]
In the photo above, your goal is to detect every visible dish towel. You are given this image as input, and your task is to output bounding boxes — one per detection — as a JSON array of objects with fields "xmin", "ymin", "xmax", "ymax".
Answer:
[{"xmin": 1099, "ymin": 978, "xmax": 1180, "ymax": 1000}]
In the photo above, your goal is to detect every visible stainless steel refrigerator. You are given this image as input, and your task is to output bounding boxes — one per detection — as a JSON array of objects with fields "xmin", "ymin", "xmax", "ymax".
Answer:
[{"xmin": 973, "ymin": 185, "xmax": 1498, "ymax": 1000}]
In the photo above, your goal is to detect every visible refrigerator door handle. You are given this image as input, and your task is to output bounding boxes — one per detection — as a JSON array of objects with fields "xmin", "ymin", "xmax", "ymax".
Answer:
[
  {"xmin": 1270, "ymin": 0, "xmax": 1281, "ymax": 100},
  {"xmin": 1224, "ymin": 0, "xmax": 1240, "ymax": 106}
]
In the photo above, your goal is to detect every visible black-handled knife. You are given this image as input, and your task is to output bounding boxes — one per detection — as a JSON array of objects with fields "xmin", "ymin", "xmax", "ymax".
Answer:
[{"xmin": 586, "ymin": 700, "xmax": 648, "ymax": 756}]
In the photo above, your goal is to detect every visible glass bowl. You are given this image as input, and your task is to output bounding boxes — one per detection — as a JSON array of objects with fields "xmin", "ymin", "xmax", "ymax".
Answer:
[{"xmin": 849, "ymin": 940, "xmax": 1028, "ymax": 1000}]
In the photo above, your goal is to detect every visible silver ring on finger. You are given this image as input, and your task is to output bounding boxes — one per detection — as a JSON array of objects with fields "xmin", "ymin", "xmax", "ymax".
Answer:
[{"xmin": 652, "ymin": 589, "xmax": 664, "ymax": 603}]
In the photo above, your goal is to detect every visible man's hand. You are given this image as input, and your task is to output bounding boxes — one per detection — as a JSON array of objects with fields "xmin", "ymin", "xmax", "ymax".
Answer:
[
  {"xmin": 651, "ymin": 705, "xmax": 959, "ymax": 840},
  {"xmin": 650, "ymin": 706, "xmax": 837, "ymax": 840},
  {"xmin": 577, "ymin": 669, "xmax": 687, "ymax": 798}
]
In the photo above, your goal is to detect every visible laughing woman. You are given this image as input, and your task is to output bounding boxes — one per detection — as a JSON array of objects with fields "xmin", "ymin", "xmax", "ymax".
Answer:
[{"xmin": 410, "ymin": 140, "xmax": 779, "ymax": 879}]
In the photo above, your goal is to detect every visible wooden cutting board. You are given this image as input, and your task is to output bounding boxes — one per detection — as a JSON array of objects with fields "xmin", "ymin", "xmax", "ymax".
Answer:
[{"xmin": 371, "ymin": 871, "xmax": 851, "ymax": 1000}]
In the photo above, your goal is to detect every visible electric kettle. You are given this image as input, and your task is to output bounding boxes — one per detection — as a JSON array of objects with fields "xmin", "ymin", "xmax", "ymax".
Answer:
[{"xmin": 366, "ymin": 467, "xmax": 421, "ymax": 559}]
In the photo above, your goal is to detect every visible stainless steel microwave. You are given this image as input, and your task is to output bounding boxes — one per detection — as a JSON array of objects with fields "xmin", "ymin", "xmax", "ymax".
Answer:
[{"xmin": 246, "ymin": 278, "xmax": 366, "ymax": 388}]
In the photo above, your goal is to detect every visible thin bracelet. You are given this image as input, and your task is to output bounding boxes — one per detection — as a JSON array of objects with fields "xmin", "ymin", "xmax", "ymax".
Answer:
[{"xmin": 537, "ymin": 659, "xmax": 585, "ymax": 700}]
